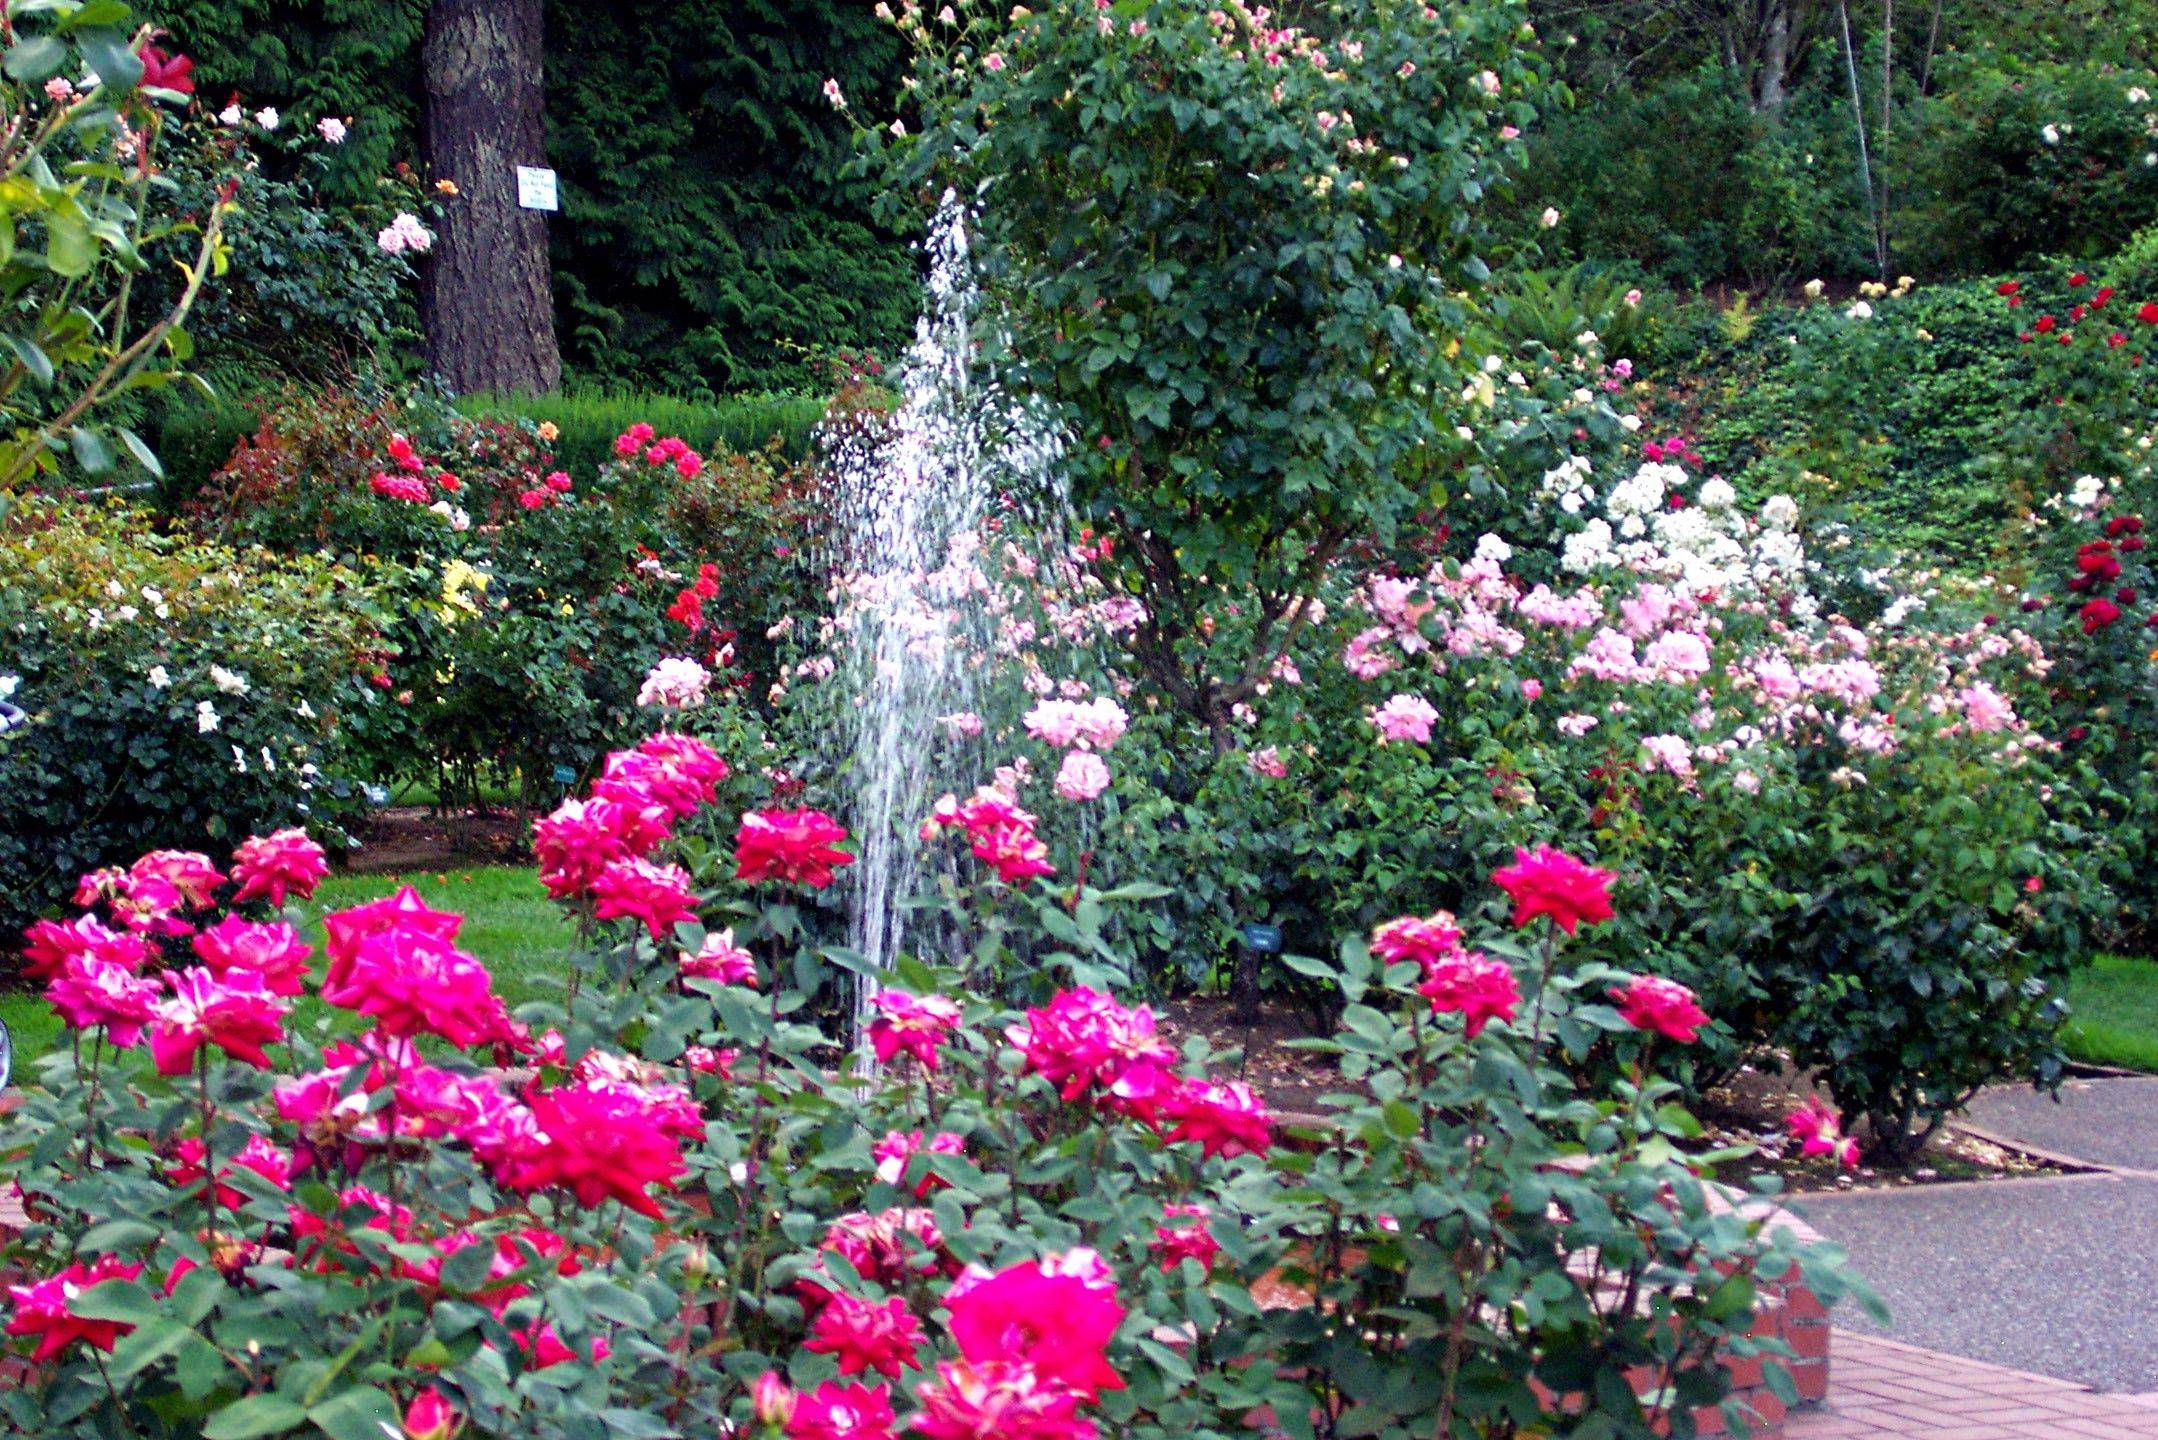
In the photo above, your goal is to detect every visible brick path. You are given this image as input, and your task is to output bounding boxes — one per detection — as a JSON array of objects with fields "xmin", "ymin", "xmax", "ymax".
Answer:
[{"xmin": 1788, "ymin": 1332, "xmax": 2158, "ymax": 1439}]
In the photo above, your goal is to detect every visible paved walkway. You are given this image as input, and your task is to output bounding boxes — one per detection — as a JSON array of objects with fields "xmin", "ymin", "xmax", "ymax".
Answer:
[
  {"xmin": 1790, "ymin": 1332, "xmax": 2158, "ymax": 1438},
  {"xmin": 1794, "ymin": 1076, "xmax": 2158, "ymax": 1392}
]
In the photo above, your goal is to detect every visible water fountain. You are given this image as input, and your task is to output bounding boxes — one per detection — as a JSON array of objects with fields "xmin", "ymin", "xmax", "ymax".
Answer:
[{"xmin": 823, "ymin": 192, "xmax": 1068, "ymax": 1032}]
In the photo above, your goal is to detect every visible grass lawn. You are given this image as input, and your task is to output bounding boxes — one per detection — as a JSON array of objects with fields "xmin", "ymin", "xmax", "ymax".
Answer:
[
  {"xmin": 2064, "ymin": 953, "xmax": 2158, "ymax": 1072},
  {"xmin": 2, "ymin": 867, "xmax": 573, "ymax": 1075}
]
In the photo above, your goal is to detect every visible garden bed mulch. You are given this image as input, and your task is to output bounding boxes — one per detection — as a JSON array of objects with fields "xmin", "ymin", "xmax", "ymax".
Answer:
[
  {"xmin": 1700, "ymin": 1064, "xmax": 2073, "ymax": 1194},
  {"xmin": 340, "ymin": 807, "xmax": 533, "ymax": 874}
]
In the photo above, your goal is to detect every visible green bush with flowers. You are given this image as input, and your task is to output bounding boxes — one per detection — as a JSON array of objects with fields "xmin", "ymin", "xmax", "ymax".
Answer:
[
  {"xmin": 184, "ymin": 387, "xmax": 824, "ymax": 805},
  {"xmin": 0, "ymin": 715, "xmax": 1871, "ymax": 1440},
  {"xmin": 0, "ymin": 497, "xmax": 381, "ymax": 948}
]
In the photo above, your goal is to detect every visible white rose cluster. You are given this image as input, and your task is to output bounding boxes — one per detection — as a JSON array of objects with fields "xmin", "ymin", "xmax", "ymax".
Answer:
[{"xmin": 1544, "ymin": 457, "xmax": 1810, "ymax": 600}]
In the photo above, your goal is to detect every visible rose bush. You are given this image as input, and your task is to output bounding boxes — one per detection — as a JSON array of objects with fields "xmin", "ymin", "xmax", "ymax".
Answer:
[
  {"xmin": 186, "ymin": 391, "xmax": 814, "ymax": 805},
  {"xmin": 3, "ymin": 720, "xmax": 1869, "ymax": 1439}
]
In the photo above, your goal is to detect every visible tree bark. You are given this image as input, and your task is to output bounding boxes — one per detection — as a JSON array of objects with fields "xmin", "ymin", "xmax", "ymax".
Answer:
[
  {"xmin": 420, "ymin": 0, "xmax": 561, "ymax": 395},
  {"xmin": 1756, "ymin": 2, "xmax": 1793, "ymax": 110}
]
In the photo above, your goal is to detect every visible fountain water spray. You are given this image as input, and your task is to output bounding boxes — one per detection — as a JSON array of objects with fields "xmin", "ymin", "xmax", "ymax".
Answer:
[{"xmin": 824, "ymin": 192, "xmax": 1068, "ymax": 1033}]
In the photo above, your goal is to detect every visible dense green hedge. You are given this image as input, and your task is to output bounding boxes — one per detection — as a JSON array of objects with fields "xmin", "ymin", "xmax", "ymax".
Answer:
[{"xmin": 455, "ymin": 389, "xmax": 827, "ymax": 474}]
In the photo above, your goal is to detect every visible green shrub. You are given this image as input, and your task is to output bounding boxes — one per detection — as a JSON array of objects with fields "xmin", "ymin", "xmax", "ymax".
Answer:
[
  {"xmin": 1521, "ymin": 66, "xmax": 1874, "ymax": 288},
  {"xmin": 1899, "ymin": 53, "xmax": 2158, "ymax": 275},
  {"xmin": 884, "ymin": 0, "xmax": 1556, "ymax": 744},
  {"xmin": 456, "ymin": 388, "xmax": 827, "ymax": 476},
  {"xmin": 0, "ymin": 498, "xmax": 380, "ymax": 947}
]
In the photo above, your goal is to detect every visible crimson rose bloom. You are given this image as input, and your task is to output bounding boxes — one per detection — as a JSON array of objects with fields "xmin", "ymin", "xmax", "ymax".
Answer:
[
  {"xmin": 2081, "ymin": 597, "xmax": 2123, "ymax": 634},
  {"xmin": 1417, "ymin": 952, "xmax": 1521, "ymax": 1038},
  {"xmin": 735, "ymin": 807, "xmax": 855, "ymax": 888},
  {"xmin": 1612, "ymin": 975, "xmax": 1710, "ymax": 1044},
  {"xmin": 589, "ymin": 857, "xmax": 700, "ymax": 940},
  {"xmin": 1157, "ymin": 1077, "xmax": 1272, "ymax": 1159},
  {"xmin": 805, "ymin": 1292, "xmax": 926, "ymax": 1378},
  {"xmin": 1490, "ymin": 844, "xmax": 1616, "ymax": 934},
  {"xmin": 4, "ymin": 1255, "xmax": 145, "ymax": 1362},
  {"xmin": 137, "ymin": 45, "xmax": 195, "ymax": 94},
  {"xmin": 945, "ymin": 1254, "xmax": 1126, "ymax": 1400},
  {"xmin": 504, "ymin": 1081, "xmax": 688, "ymax": 1218}
]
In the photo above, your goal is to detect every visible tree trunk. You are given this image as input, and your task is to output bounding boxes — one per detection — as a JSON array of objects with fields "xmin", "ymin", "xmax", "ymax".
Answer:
[
  {"xmin": 1756, "ymin": 3, "xmax": 1793, "ymax": 110},
  {"xmin": 420, "ymin": 0, "xmax": 561, "ymax": 395}
]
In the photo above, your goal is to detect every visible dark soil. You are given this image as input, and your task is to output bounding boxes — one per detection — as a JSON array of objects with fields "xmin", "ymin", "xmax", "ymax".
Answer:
[
  {"xmin": 341, "ymin": 807, "xmax": 532, "ymax": 874},
  {"xmin": 1153, "ymin": 995, "xmax": 1343, "ymax": 1117}
]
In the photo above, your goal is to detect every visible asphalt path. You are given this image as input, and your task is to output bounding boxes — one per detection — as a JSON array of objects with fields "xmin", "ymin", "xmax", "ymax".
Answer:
[{"xmin": 1792, "ymin": 1077, "xmax": 2158, "ymax": 1393}]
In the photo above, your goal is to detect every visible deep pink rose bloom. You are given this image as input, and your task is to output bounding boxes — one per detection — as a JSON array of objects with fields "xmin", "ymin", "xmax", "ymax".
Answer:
[
  {"xmin": 131, "ymin": 849, "xmax": 224, "ymax": 909},
  {"xmin": 594, "ymin": 746, "xmax": 715, "ymax": 820},
  {"xmin": 192, "ymin": 915, "xmax": 313, "ymax": 995},
  {"xmin": 512, "ymin": 1320, "xmax": 609, "ymax": 1369},
  {"xmin": 805, "ymin": 1292, "xmax": 926, "ymax": 1378},
  {"xmin": 47, "ymin": 955, "xmax": 162, "ymax": 1046},
  {"xmin": 1418, "ymin": 952, "xmax": 1521, "ymax": 1038},
  {"xmin": 867, "ymin": 991, "xmax": 963, "ymax": 1070},
  {"xmin": 149, "ymin": 966, "xmax": 289, "ymax": 1074},
  {"xmin": 945, "ymin": 1254, "xmax": 1126, "ymax": 1400},
  {"xmin": 402, "ymin": 1389, "xmax": 458, "ymax": 1440},
  {"xmin": 321, "ymin": 909, "xmax": 511, "ymax": 1050},
  {"xmin": 137, "ymin": 45, "xmax": 195, "ymax": 95},
  {"xmin": 788, "ymin": 1380, "xmax": 898, "ymax": 1440},
  {"xmin": 321, "ymin": 885, "xmax": 462, "ymax": 993},
  {"xmin": 1151, "ymin": 1203, "xmax": 1221, "ymax": 1272},
  {"xmin": 873, "ymin": 1129, "xmax": 966, "ymax": 1195},
  {"xmin": 1612, "ymin": 974, "xmax": 1710, "ymax": 1044},
  {"xmin": 1369, "ymin": 912, "xmax": 1463, "ymax": 969},
  {"xmin": 910, "ymin": 1359, "xmax": 1098, "ymax": 1440},
  {"xmin": 1006, "ymin": 987, "xmax": 1175, "ymax": 1103},
  {"xmin": 534, "ymin": 796, "xmax": 655, "ymax": 899},
  {"xmin": 1158, "ymin": 1077, "xmax": 1273, "ymax": 1160},
  {"xmin": 229, "ymin": 828, "xmax": 329, "ymax": 907},
  {"xmin": 1490, "ymin": 844, "xmax": 1616, "ymax": 935},
  {"xmin": 21, "ymin": 914, "xmax": 150, "ymax": 980},
  {"xmin": 4, "ymin": 1256, "xmax": 144, "ymax": 1362},
  {"xmin": 680, "ymin": 928, "xmax": 757, "ymax": 985},
  {"xmin": 735, "ymin": 808, "xmax": 855, "ymax": 888},
  {"xmin": 800, "ymin": 1209, "xmax": 953, "ymax": 1307},
  {"xmin": 168, "ymin": 1133, "xmax": 292, "ymax": 1209},
  {"xmin": 1786, "ymin": 1094, "xmax": 1860, "ymax": 1168},
  {"xmin": 637, "ymin": 731, "xmax": 729, "ymax": 786},
  {"xmin": 590, "ymin": 857, "xmax": 700, "ymax": 940},
  {"xmin": 501, "ymin": 1081, "xmax": 688, "ymax": 1218}
]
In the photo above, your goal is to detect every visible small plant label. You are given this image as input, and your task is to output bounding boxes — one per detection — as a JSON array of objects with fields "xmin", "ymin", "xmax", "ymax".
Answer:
[{"xmin": 515, "ymin": 165, "xmax": 559, "ymax": 211}]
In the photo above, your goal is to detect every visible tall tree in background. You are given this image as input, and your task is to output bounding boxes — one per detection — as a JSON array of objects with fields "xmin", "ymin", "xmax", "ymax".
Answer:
[{"xmin": 420, "ymin": 0, "xmax": 560, "ymax": 393}]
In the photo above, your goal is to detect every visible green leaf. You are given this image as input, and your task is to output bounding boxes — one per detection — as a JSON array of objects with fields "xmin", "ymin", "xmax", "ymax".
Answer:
[
  {"xmin": 69, "ymin": 425, "xmax": 114, "ymax": 474},
  {"xmin": 76, "ymin": 28, "xmax": 144, "ymax": 91},
  {"xmin": 2, "ymin": 36, "xmax": 67, "ymax": 82},
  {"xmin": 45, "ymin": 208, "xmax": 94, "ymax": 277},
  {"xmin": 306, "ymin": 1386, "xmax": 402, "ymax": 1440},
  {"xmin": 202, "ymin": 1395, "xmax": 309, "ymax": 1440},
  {"xmin": 109, "ymin": 1317, "xmax": 194, "ymax": 1377}
]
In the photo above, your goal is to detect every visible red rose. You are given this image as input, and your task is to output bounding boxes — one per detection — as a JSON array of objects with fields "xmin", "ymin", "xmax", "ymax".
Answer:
[
  {"xmin": 2081, "ymin": 598, "xmax": 2122, "ymax": 634},
  {"xmin": 1491, "ymin": 844, "xmax": 1616, "ymax": 935},
  {"xmin": 734, "ymin": 808, "xmax": 854, "ymax": 888},
  {"xmin": 1611, "ymin": 975, "xmax": 1710, "ymax": 1044},
  {"xmin": 138, "ymin": 46, "xmax": 195, "ymax": 95}
]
